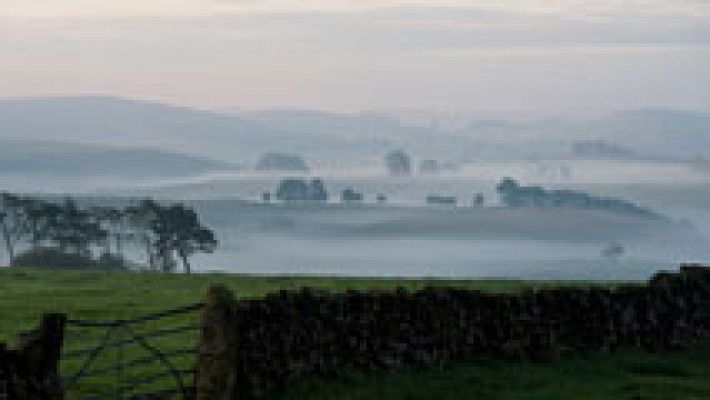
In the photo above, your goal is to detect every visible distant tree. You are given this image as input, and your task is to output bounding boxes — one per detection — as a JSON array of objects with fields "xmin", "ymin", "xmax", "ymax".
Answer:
[
  {"xmin": 341, "ymin": 188, "xmax": 363, "ymax": 204},
  {"xmin": 309, "ymin": 179, "xmax": 328, "ymax": 202},
  {"xmin": 0, "ymin": 193, "xmax": 29, "ymax": 265},
  {"xmin": 602, "ymin": 242, "xmax": 625, "ymax": 260},
  {"xmin": 45, "ymin": 198, "xmax": 105, "ymax": 256},
  {"xmin": 127, "ymin": 199, "xmax": 161, "ymax": 270},
  {"xmin": 385, "ymin": 150, "xmax": 412, "ymax": 176},
  {"xmin": 164, "ymin": 204, "xmax": 218, "ymax": 274},
  {"xmin": 275, "ymin": 178, "xmax": 329, "ymax": 203},
  {"xmin": 21, "ymin": 197, "xmax": 56, "ymax": 249},
  {"xmin": 496, "ymin": 178, "xmax": 660, "ymax": 218},
  {"xmin": 276, "ymin": 179, "xmax": 311, "ymax": 202},
  {"xmin": 91, "ymin": 206, "xmax": 128, "ymax": 259},
  {"xmin": 376, "ymin": 194, "xmax": 387, "ymax": 204},
  {"xmin": 126, "ymin": 200, "xmax": 217, "ymax": 273},
  {"xmin": 473, "ymin": 193, "xmax": 485, "ymax": 207},
  {"xmin": 496, "ymin": 178, "xmax": 521, "ymax": 207}
]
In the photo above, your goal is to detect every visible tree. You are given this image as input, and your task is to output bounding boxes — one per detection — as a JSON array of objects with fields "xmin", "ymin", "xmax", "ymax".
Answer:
[
  {"xmin": 165, "ymin": 205, "xmax": 217, "ymax": 274},
  {"xmin": 276, "ymin": 179, "xmax": 310, "ymax": 202},
  {"xmin": 385, "ymin": 150, "xmax": 412, "ymax": 176},
  {"xmin": 602, "ymin": 242, "xmax": 625, "ymax": 260},
  {"xmin": 341, "ymin": 188, "xmax": 363, "ymax": 204},
  {"xmin": 91, "ymin": 206, "xmax": 128, "ymax": 258},
  {"xmin": 127, "ymin": 199, "xmax": 162, "ymax": 271},
  {"xmin": 496, "ymin": 178, "xmax": 518, "ymax": 207},
  {"xmin": 2, "ymin": 193, "xmax": 218, "ymax": 272},
  {"xmin": 45, "ymin": 198, "xmax": 105, "ymax": 256},
  {"xmin": 21, "ymin": 197, "xmax": 56, "ymax": 249},
  {"xmin": 473, "ymin": 193, "xmax": 485, "ymax": 207},
  {"xmin": 308, "ymin": 179, "xmax": 328, "ymax": 202},
  {"xmin": 275, "ymin": 178, "xmax": 329, "ymax": 203},
  {"xmin": 0, "ymin": 193, "xmax": 29, "ymax": 265},
  {"xmin": 127, "ymin": 200, "xmax": 217, "ymax": 273}
]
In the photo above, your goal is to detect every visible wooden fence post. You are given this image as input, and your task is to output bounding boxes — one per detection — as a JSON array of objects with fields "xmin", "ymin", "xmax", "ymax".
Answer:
[
  {"xmin": 3, "ymin": 313, "xmax": 66, "ymax": 400},
  {"xmin": 195, "ymin": 285, "xmax": 238, "ymax": 400},
  {"xmin": 0, "ymin": 342, "xmax": 12, "ymax": 400}
]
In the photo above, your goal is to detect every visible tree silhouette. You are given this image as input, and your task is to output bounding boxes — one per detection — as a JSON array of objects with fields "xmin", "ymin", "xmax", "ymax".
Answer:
[
  {"xmin": 126, "ymin": 200, "xmax": 217, "ymax": 273},
  {"xmin": 385, "ymin": 150, "xmax": 412, "ymax": 176},
  {"xmin": 91, "ymin": 206, "xmax": 129, "ymax": 259},
  {"xmin": 127, "ymin": 199, "xmax": 164, "ymax": 271},
  {"xmin": 164, "ymin": 204, "xmax": 217, "ymax": 274},
  {"xmin": 1, "ymin": 192, "xmax": 218, "ymax": 272},
  {"xmin": 0, "ymin": 193, "xmax": 30, "ymax": 265},
  {"xmin": 45, "ymin": 198, "xmax": 105, "ymax": 256}
]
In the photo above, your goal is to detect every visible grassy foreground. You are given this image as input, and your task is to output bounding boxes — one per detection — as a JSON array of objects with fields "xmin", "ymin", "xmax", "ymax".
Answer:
[
  {"xmin": 1, "ymin": 268, "xmax": 709, "ymax": 399},
  {"xmin": 0, "ymin": 267, "xmax": 617, "ymax": 342}
]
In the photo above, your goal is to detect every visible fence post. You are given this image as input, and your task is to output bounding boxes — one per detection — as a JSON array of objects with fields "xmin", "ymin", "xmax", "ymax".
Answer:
[
  {"xmin": 195, "ymin": 285, "xmax": 237, "ymax": 400},
  {"xmin": 0, "ymin": 343, "xmax": 11, "ymax": 400},
  {"xmin": 13, "ymin": 313, "xmax": 67, "ymax": 400}
]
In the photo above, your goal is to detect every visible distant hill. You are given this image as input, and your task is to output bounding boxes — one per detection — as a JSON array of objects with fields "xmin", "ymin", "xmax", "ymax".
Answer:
[
  {"xmin": 0, "ymin": 97, "xmax": 489, "ymax": 164},
  {"xmin": 255, "ymin": 153, "xmax": 309, "ymax": 171},
  {"xmin": 0, "ymin": 97, "xmax": 708, "ymax": 163},
  {"xmin": 584, "ymin": 109, "xmax": 710, "ymax": 158},
  {"xmin": 0, "ymin": 141, "xmax": 236, "ymax": 176},
  {"xmin": 570, "ymin": 140, "xmax": 636, "ymax": 160},
  {"xmin": 0, "ymin": 97, "xmax": 437, "ymax": 163},
  {"xmin": 0, "ymin": 97, "xmax": 280, "ymax": 162}
]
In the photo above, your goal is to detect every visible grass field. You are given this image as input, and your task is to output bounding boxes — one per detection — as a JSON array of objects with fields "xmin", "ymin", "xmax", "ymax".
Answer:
[
  {"xmin": 0, "ymin": 267, "xmax": 622, "ymax": 342},
  {"xmin": 1, "ymin": 267, "xmax": 708, "ymax": 399}
]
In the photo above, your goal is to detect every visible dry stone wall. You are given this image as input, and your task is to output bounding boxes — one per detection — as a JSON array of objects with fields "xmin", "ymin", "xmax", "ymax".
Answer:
[{"xmin": 195, "ymin": 265, "xmax": 710, "ymax": 399}]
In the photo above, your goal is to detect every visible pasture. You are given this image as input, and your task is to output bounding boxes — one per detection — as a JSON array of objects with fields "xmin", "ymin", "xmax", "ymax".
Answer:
[{"xmin": 0, "ymin": 268, "xmax": 708, "ymax": 399}]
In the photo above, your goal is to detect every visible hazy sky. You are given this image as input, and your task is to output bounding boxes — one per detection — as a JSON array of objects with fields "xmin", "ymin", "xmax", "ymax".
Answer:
[{"xmin": 1, "ymin": 0, "xmax": 709, "ymax": 114}]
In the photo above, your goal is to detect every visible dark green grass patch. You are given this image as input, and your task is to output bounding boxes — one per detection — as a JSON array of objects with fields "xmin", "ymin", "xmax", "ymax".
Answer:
[{"xmin": 1, "ymin": 268, "xmax": 707, "ymax": 399}]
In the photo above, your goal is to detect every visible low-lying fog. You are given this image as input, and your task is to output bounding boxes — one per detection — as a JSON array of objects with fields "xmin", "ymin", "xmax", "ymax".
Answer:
[{"xmin": 1, "ymin": 159, "xmax": 708, "ymax": 281}]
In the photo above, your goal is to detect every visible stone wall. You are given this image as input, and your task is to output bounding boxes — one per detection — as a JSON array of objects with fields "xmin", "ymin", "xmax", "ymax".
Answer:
[
  {"xmin": 0, "ymin": 314, "xmax": 66, "ymax": 400},
  {"xmin": 195, "ymin": 265, "xmax": 710, "ymax": 399}
]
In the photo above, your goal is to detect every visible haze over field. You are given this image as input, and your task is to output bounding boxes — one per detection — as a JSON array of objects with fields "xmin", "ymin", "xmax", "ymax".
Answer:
[{"xmin": 0, "ymin": 1, "xmax": 708, "ymax": 280}]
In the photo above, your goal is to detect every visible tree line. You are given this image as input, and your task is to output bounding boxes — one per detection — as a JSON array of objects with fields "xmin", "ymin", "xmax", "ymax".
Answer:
[
  {"xmin": 496, "ymin": 178, "xmax": 663, "ymax": 219},
  {"xmin": 0, "ymin": 193, "xmax": 217, "ymax": 273}
]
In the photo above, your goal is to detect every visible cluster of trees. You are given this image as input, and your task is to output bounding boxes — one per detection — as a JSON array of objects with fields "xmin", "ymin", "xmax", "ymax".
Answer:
[
  {"xmin": 496, "ymin": 178, "xmax": 662, "ymax": 219},
  {"xmin": 341, "ymin": 188, "xmax": 363, "ymax": 204},
  {"xmin": 275, "ymin": 179, "xmax": 328, "ymax": 203},
  {"xmin": 0, "ymin": 194, "xmax": 217, "ymax": 273},
  {"xmin": 385, "ymin": 150, "xmax": 412, "ymax": 176}
]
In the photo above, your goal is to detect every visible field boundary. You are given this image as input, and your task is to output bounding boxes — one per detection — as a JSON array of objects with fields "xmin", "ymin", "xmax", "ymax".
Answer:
[{"xmin": 195, "ymin": 264, "xmax": 710, "ymax": 398}]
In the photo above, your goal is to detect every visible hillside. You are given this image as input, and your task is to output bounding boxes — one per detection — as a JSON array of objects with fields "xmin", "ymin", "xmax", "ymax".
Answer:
[
  {"xmin": 0, "ymin": 97, "xmax": 425, "ymax": 162},
  {"xmin": 1, "ymin": 97, "xmax": 709, "ymax": 164},
  {"xmin": 0, "ymin": 141, "xmax": 236, "ymax": 176}
]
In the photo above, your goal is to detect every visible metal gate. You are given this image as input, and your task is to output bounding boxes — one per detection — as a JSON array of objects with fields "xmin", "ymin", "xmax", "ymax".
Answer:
[{"xmin": 61, "ymin": 303, "xmax": 204, "ymax": 400}]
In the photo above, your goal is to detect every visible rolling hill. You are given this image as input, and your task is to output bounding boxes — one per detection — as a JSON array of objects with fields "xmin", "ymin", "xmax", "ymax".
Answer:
[{"xmin": 0, "ymin": 140, "xmax": 237, "ymax": 176}]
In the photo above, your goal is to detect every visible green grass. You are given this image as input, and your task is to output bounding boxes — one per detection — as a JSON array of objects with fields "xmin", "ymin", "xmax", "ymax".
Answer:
[
  {"xmin": 0, "ymin": 267, "xmax": 622, "ymax": 342},
  {"xmin": 270, "ymin": 347, "xmax": 710, "ymax": 400},
  {"xmin": 1, "ymin": 267, "xmax": 708, "ymax": 399}
]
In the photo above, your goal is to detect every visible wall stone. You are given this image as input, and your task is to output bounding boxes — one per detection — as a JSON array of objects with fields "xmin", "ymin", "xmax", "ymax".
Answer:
[{"xmin": 195, "ymin": 265, "xmax": 710, "ymax": 398}]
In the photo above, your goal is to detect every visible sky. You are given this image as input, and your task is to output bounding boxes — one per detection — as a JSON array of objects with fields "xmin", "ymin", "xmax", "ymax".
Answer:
[{"xmin": 1, "ymin": 0, "xmax": 709, "ymax": 114}]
